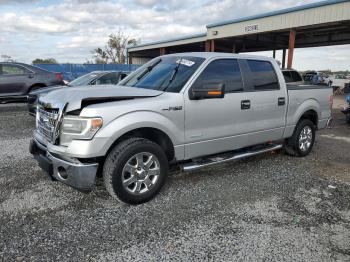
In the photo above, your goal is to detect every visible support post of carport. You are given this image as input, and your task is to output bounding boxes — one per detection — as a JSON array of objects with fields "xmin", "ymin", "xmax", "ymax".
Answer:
[
  {"xmin": 210, "ymin": 40, "xmax": 215, "ymax": 52},
  {"xmin": 205, "ymin": 41, "xmax": 211, "ymax": 52},
  {"xmin": 287, "ymin": 29, "xmax": 296, "ymax": 69},
  {"xmin": 232, "ymin": 43, "xmax": 237, "ymax": 54},
  {"xmin": 205, "ymin": 40, "xmax": 215, "ymax": 52},
  {"xmin": 282, "ymin": 49, "xmax": 286, "ymax": 69},
  {"xmin": 160, "ymin": 48, "xmax": 166, "ymax": 56},
  {"xmin": 272, "ymin": 49, "xmax": 276, "ymax": 59},
  {"xmin": 128, "ymin": 52, "xmax": 132, "ymax": 64}
]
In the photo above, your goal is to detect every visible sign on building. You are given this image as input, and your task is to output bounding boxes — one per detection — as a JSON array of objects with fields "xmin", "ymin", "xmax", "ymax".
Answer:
[{"xmin": 245, "ymin": 24, "xmax": 259, "ymax": 33}]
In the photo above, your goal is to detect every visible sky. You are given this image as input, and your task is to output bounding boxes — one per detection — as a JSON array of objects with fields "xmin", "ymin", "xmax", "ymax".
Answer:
[{"xmin": 0, "ymin": 0, "xmax": 349, "ymax": 71}]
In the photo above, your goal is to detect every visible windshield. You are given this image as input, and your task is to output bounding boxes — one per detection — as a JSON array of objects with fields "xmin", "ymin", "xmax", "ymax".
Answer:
[
  {"xmin": 119, "ymin": 56, "xmax": 205, "ymax": 93},
  {"xmin": 69, "ymin": 72, "xmax": 100, "ymax": 86}
]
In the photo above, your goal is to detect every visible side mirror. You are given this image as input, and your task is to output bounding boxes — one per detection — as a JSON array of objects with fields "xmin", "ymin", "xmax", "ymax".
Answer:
[{"xmin": 190, "ymin": 83, "xmax": 225, "ymax": 100}]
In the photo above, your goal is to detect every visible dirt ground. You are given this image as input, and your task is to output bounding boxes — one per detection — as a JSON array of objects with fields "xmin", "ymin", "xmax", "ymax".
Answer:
[{"xmin": 0, "ymin": 101, "xmax": 349, "ymax": 261}]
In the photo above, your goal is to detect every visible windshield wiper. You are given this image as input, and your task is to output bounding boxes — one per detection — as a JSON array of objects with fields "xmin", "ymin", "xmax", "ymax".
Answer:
[
  {"xmin": 137, "ymin": 58, "xmax": 161, "ymax": 81},
  {"xmin": 161, "ymin": 58, "xmax": 182, "ymax": 91}
]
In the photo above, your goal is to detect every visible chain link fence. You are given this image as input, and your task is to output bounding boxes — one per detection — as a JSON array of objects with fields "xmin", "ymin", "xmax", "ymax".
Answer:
[{"xmin": 34, "ymin": 63, "xmax": 140, "ymax": 81}]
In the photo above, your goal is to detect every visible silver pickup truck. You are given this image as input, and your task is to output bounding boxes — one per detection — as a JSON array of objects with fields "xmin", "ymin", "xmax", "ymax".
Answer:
[{"xmin": 29, "ymin": 52, "xmax": 332, "ymax": 204}]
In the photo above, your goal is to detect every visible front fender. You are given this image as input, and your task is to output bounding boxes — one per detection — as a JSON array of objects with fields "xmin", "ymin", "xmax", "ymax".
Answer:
[{"xmin": 94, "ymin": 110, "xmax": 183, "ymax": 154}]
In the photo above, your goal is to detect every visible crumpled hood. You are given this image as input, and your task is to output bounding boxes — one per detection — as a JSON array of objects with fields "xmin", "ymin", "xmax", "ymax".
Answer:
[
  {"xmin": 30, "ymin": 85, "xmax": 66, "ymax": 96},
  {"xmin": 39, "ymin": 85, "xmax": 164, "ymax": 112}
]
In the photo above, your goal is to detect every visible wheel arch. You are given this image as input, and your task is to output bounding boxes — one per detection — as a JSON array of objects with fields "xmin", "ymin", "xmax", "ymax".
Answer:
[
  {"xmin": 28, "ymin": 83, "xmax": 47, "ymax": 93},
  {"xmin": 298, "ymin": 109, "xmax": 318, "ymax": 127},
  {"xmin": 289, "ymin": 99, "xmax": 320, "ymax": 127},
  {"xmin": 106, "ymin": 127, "xmax": 176, "ymax": 162}
]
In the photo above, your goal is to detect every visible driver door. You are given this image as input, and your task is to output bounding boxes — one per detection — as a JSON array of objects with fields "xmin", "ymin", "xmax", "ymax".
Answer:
[{"xmin": 184, "ymin": 58, "xmax": 249, "ymax": 159}]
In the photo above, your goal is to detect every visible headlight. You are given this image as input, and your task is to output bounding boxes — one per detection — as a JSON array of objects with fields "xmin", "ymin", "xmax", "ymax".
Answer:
[
  {"xmin": 35, "ymin": 104, "xmax": 39, "ymax": 128},
  {"xmin": 60, "ymin": 116, "xmax": 103, "ymax": 146}
]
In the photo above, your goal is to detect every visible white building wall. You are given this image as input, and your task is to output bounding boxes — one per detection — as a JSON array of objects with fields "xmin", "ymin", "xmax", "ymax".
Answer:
[
  {"xmin": 131, "ymin": 57, "xmax": 152, "ymax": 65},
  {"xmin": 207, "ymin": 1, "xmax": 350, "ymax": 39}
]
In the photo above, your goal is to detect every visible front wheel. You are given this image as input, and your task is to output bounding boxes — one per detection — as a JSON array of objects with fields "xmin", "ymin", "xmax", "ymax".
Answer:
[
  {"xmin": 285, "ymin": 119, "xmax": 316, "ymax": 157},
  {"xmin": 103, "ymin": 138, "xmax": 168, "ymax": 205},
  {"xmin": 346, "ymin": 113, "xmax": 350, "ymax": 125}
]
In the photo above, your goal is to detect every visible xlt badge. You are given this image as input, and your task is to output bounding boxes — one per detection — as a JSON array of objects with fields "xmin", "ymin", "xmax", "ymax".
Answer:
[{"xmin": 162, "ymin": 106, "xmax": 183, "ymax": 111}]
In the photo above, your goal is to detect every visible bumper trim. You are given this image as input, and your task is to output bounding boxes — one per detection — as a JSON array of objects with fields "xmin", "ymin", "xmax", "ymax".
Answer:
[{"xmin": 30, "ymin": 139, "xmax": 98, "ymax": 191}]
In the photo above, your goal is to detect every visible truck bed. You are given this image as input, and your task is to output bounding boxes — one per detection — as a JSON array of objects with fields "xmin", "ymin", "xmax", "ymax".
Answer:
[{"xmin": 285, "ymin": 84, "xmax": 332, "ymax": 136}]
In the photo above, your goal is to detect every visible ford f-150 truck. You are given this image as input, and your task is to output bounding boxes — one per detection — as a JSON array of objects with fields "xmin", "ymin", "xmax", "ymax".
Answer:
[{"xmin": 29, "ymin": 52, "xmax": 332, "ymax": 204}]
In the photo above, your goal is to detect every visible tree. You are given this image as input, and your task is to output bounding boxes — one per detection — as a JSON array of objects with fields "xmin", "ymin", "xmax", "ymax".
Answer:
[
  {"xmin": 92, "ymin": 47, "xmax": 109, "ymax": 64},
  {"xmin": 91, "ymin": 30, "xmax": 139, "ymax": 64},
  {"xmin": 32, "ymin": 58, "xmax": 58, "ymax": 64}
]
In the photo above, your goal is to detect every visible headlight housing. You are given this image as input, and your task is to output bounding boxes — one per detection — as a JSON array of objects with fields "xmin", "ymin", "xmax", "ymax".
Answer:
[{"xmin": 59, "ymin": 116, "xmax": 103, "ymax": 146}]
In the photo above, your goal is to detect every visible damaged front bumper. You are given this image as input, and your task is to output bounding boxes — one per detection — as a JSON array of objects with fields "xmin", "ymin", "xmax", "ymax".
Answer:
[{"xmin": 29, "ymin": 138, "xmax": 98, "ymax": 191}]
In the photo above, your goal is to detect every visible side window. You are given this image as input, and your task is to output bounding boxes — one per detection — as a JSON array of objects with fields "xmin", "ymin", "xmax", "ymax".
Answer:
[
  {"xmin": 246, "ymin": 60, "xmax": 280, "ymax": 90},
  {"xmin": 96, "ymin": 73, "xmax": 118, "ymax": 85},
  {"xmin": 192, "ymin": 59, "xmax": 243, "ymax": 93},
  {"xmin": 120, "ymin": 73, "xmax": 128, "ymax": 81},
  {"xmin": 1, "ymin": 65, "xmax": 29, "ymax": 75}
]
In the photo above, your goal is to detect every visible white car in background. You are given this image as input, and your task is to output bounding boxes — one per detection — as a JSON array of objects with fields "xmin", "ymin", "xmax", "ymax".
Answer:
[
  {"xmin": 330, "ymin": 75, "xmax": 350, "ymax": 89},
  {"xmin": 303, "ymin": 71, "xmax": 332, "ymax": 86}
]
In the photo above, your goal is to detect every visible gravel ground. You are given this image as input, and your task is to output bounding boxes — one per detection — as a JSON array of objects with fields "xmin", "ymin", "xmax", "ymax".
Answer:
[{"xmin": 0, "ymin": 103, "xmax": 349, "ymax": 261}]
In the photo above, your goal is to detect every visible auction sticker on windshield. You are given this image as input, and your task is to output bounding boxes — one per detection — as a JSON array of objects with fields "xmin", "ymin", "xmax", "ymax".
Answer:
[{"xmin": 177, "ymin": 59, "xmax": 195, "ymax": 67}]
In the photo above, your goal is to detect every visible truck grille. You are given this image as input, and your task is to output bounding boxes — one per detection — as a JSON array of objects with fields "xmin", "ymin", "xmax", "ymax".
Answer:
[{"xmin": 37, "ymin": 106, "xmax": 59, "ymax": 143}]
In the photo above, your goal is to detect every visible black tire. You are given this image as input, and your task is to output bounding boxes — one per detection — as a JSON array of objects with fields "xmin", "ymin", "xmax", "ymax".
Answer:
[
  {"xmin": 346, "ymin": 113, "xmax": 350, "ymax": 125},
  {"xmin": 285, "ymin": 119, "xmax": 316, "ymax": 157},
  {"xmin": 103, "ymin": 137, "xmax": 168, "ymax": 205}
]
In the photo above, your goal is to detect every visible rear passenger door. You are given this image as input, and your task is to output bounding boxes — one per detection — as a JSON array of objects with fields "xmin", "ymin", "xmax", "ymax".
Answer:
[{"xmin": 239, "ymin": 59, "xmax": 287, "ymax": 143}]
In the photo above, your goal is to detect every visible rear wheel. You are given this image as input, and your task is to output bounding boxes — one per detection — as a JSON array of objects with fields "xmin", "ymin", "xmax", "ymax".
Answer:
[
  {"xmin": 103, "ymin": 138, "xmax": 168, "ymax": 205},
  {"xmin": 346, "ymin": 113, "xmax": 350, "ymax": 125},
  {"xmin": 285, "ymin": 119, "xmax": 315, "ymax": 157}
]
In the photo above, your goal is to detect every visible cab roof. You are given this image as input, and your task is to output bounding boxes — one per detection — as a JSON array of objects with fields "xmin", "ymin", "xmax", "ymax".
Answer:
[{"xmin": 162, "ymin": 52, "xmax": 276, "ymax": 62}]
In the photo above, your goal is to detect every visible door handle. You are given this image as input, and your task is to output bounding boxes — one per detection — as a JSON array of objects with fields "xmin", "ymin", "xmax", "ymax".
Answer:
[
  {"xmin": 278, "ymin": 97, "xmax": 286, "ymax": 106},
  {"xmin": 241, "ymin": 100, "xmax": 251, "ymax": 110}
]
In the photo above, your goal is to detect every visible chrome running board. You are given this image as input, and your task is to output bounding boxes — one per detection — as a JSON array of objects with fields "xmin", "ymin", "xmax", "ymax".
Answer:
[{"xmin": 182, "ymin": 144, "xmax": 283, "ymax": 172}]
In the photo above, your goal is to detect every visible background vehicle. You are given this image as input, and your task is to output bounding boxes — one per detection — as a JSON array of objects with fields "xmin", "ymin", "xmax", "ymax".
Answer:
[
  {"xmin": 0, "ymin": 62, "xmax": 64, "ymax": 103},
  {"xmin": 330, "ymin": 75, "xmax": 350, "ymax": 90},
  {"xmin": 282, "ymin": 69, "xmax": 304, "ymax": 85},
  {"xmin": 341, "ymin": 94, "xmax": 350, "ymax": 124},
  {"xmin": 27, "ymin": 70, "xmax": 129, "ymax": 115},
  {"xmin": 30, "ymin": 53, "xmax": 332, "ymax": 205},
  {"xmin": 303, "ymin": 71, "xmax": 332, "ymax": 86}
]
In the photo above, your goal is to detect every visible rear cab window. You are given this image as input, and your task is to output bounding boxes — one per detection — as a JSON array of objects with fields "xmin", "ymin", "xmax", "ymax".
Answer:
[
  {"xmin": 283, "ymin": 71, "xmax": 293, "ymax": 83},
  {"xmin": 290, "ymin": 71, "xmax": 303, "ymax": 82}
]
